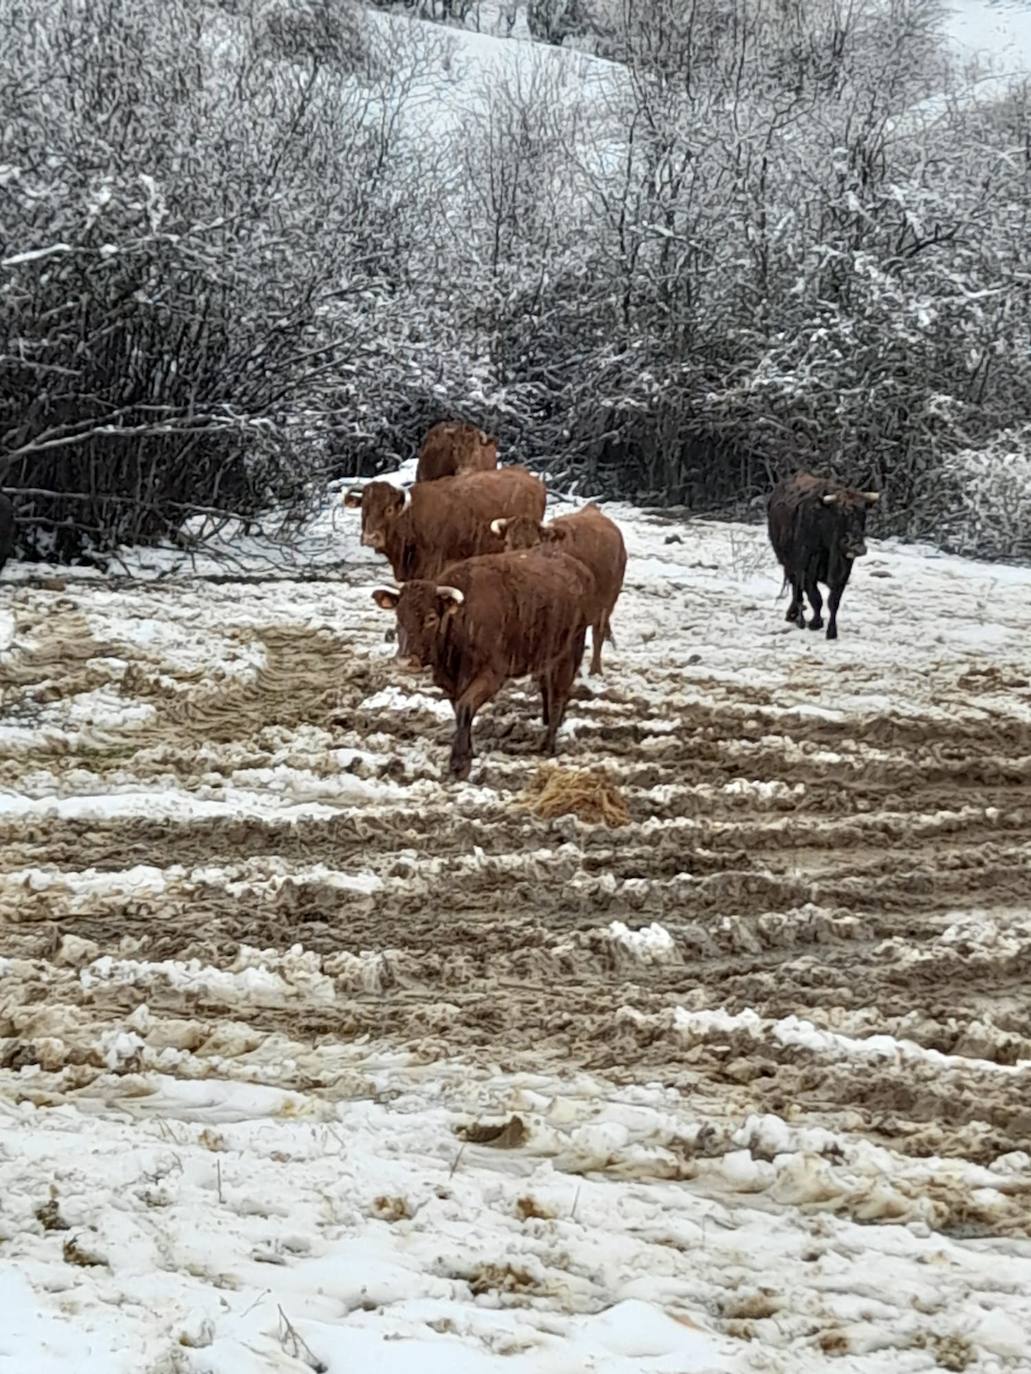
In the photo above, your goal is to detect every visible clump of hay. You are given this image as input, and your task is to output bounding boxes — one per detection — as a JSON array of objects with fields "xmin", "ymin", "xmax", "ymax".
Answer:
[{"xmin": 518, "ymin": 764, "xmax": 630, "ymax": 828}]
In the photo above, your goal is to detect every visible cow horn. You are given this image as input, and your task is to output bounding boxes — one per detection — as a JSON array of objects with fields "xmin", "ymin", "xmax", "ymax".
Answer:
[
  {"xmin": 436, "ymin": 585, "xmax": 464, "ymax": 605},
  {"xmin": 490, "ymin": 518, "xmax": 508, "ymax": 536},
  {"xmin": 822, "ymin": 493, "xmax": 841, "ymax": 506},
  {"xmin": 862, "ymin": 490, "xmax": 881, "ymax": 504}
]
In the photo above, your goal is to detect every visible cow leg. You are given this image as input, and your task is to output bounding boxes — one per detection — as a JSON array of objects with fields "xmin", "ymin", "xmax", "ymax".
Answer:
[
  {"xmin": 826, "ymin": 565, "xmax": 853, "ymax": 640},
  {"xmin": 804, "ymin": 579, "xmax": 824, "ymax": 631},
  {"xmin": 449, "ymin": 672, "xmax": 501, "ymax": 780},
  {"xmin": 538, "ymin": 674, "xmax": 552, "ymax": 727},
  {"xmin": 542, "ymin": 631, "xmax": 587, "ymax": 755},
  {"xmin": 785, "ymin": 577, "xmax": 805, "ymax": 628},
  {"xmin": 589, "ymin": 619, "xmax": 604, "ymax": 675}
]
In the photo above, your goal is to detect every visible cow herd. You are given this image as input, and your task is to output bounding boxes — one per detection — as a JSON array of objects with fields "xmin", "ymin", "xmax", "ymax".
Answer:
[
  {"xmin": 344, "ymin": 422, "xmax": 628, "ymax": 778},
  {"xmin": 0, "ymin": 420, "xmax": 881, "ymax": 783},
  {"xmin": 344, "ymin": 421, "xmax": 881, "ymax": 779}
]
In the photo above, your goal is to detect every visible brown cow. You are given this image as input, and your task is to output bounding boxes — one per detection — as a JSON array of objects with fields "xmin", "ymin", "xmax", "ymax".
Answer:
[
  {"xmin": 489, "ymin": 504, "xmax": 627, "ymax": 675},
  {"xmin": 343, "ymin": 467, "xmax": 546, "ymax": 583},
  {"xmin": 767, "ymin": 472, "xmax": 880, "ymax": 640},
  {"xmin": 371, "ymin": 550, "xmax": 594, "ymax": 779},
  {"xmin": 416, "ymin": 421, "xmax": 498, "ymax": 484}
]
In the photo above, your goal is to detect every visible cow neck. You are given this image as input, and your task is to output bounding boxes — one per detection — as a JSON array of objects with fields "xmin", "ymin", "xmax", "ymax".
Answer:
[
  {"xmin": 827, "ymin": 542, "xmax": 851, "ymax": 584},
  {"xmin": 432, "ymin": 615, "xmax": 463, "ymax": 694},
  {"xmin": 392, "ymin": 530, "xmax": 418, "ymax": 582}
]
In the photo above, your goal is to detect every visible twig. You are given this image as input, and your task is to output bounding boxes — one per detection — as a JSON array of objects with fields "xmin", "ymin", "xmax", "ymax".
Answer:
[
  {"xmin": 448, "ymin": 1143, "xmax": 466, "ymax": 1179},
  {"xmin": 276, "ymin": 1305, "xmax": 328, "ymax": 1373}
]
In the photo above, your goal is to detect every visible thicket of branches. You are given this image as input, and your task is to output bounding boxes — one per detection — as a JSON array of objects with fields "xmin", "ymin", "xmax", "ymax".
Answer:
[
  {"xmin": 0, "ymin": 0, "xmax": 434, "ymax": 557},
  {"xmin": 2, "ymin": 0, "xmax": 1030, "ymax": 560}
]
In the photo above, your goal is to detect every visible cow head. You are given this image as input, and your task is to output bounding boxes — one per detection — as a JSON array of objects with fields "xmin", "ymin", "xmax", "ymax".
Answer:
[
  {"xmin": 347, "ymin": 481, "xmax": 409, "ymax": 552},
  {"xmin": 822, "ymin": 488, "xmax": 879, "ymax": 559},
  {"xmin": 491, "ymin": 514, "xmax": 544, "ymax": 550},
  {"xmin": 371, "ymin": 581, "xmax": 464, "ymax": 671}
]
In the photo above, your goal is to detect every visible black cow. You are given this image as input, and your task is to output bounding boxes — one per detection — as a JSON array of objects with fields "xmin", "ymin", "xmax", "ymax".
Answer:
[
  {"xmin": 0, "ymin": 493, "xmax": 13, "ymax": 578},
  {"xmin": 767, "ymin": 473, "xmax": 880, "ymax": 640}
]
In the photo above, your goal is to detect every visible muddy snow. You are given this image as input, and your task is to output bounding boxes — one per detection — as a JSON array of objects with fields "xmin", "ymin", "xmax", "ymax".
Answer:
[{"xmin": 2, "ymin": 480, "xmax": 1031, "ymax": 1372}]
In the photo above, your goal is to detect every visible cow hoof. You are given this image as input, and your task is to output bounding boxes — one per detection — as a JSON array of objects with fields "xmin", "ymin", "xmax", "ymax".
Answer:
[
  {"xmin": 826, "ymin": 626, "xmax": 838, "ymax": 641},
  {"xmin": 784, "ymin": 608, "xmax": 798, "ymax": 623},
  {"xmin": 808, "ymin": 617, "xmax": 823, "ymax": 631},
  {"xmin": 449, "ymin": 759, "xmax": 472, "ymax": 781}
]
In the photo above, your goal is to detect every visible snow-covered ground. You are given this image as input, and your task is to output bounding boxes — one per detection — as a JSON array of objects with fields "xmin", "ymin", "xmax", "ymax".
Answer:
[{"xmin": 2, "ymin": 478, "xmax": 1031, "ymax": 1371}]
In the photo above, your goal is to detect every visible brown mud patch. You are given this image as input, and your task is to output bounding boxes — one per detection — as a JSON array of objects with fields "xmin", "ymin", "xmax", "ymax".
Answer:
[{"xmin": 1, "ymin": 570, "xmax": 1031, "ymax": 1190}]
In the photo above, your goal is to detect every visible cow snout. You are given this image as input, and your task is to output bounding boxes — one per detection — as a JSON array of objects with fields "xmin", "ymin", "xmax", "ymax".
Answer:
[
  {"xmin": 361, "ymin": 531, "xmax": 384, "ymax": 551},
  {"xmin": 846, "ymin": 541, "xmax": 868, "ymax": 559},
  {"xmin": 397, "ymin": 654, "xmax": 424, "ymax": 676}
]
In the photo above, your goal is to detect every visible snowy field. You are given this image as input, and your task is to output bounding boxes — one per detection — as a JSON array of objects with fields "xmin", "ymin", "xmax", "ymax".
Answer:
[{"xmin": 2, "ymin": 475, "xmax": 1031, "ymax": 1371}]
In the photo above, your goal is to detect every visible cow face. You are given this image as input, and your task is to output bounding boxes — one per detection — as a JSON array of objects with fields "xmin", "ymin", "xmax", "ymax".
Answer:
[
  {"xmin": 372, "ymin": 581, "xmax": 463, "ymax": 671},
  {"xmin": 354, "ymin": 481, "xmax": 408, "ymax": 552},
  {"xmin": 822, "ymin": 489, "xmax": 879, "ymax": 559},
  {"xmin": 491, "ymin": 514, "xmax": 543, "ymax": 550}
]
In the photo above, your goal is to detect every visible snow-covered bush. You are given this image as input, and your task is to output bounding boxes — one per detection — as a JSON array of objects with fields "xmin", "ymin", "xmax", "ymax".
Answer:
[
  {"xmin": 2, "ymin": 0, "xmax": 1030, "ymax": 560},
  {"xmin": 0, "ymin": 0, "xmax": 427, "ymax": 557},
  {"xmin": 254, "ymin": 0, "xmax": 372, "ymax": 72},
  {"xmin": 422, "ymin": 0, "xmax": 1031, "ymax": 528},
  {"xmin": 913, "ymin": 431, "xmax": 1031, "ymax": 560},
  {"xmin": 526, "ymin": 0, "xmax": 592, "ymax": 45}
]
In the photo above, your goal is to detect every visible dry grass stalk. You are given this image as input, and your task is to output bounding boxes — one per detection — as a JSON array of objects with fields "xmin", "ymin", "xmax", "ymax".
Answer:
[{"xmin": 518, "ymin": 763, "xmax": 630, "ymax": 828}]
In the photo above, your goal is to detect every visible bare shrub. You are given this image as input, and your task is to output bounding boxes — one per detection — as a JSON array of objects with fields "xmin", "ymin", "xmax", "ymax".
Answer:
[
  {"xmin": 0, "ymin": 0, "xmax": 427, "ymax": 559},
  {"xmin": 254, "ymin": 0, "xmax": 372, "ymax": 73},
  {"xmin": 912, "ymin": 431, "xmax": 1031, "ymax": 561}
]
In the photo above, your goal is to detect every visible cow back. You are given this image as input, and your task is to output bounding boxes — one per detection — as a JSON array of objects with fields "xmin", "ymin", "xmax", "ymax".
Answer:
[
  {"xmin": 416, "ymin": 422, "xmax": 499, "ymax": 484},
  {"xmin": 768, "ymin": 473, "xmax": 827, "ymax": 559},
  {"xmin": 405, "ymin": 467, "xmax": 546, "ymax": 580},
  {"xmin": 768, "ymin": 472, "xmax": 872, "ymax": 585},
  {"xmin": 549, "ymin": 505, "xmax": 627, "ymax": 613},
  {"xmin": 434, "ymin": 548, "xmax": 592, "ymax": 681}
]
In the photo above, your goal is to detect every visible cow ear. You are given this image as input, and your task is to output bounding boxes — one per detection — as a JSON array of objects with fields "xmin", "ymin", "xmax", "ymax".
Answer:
[
  {"xmin": 862, "ymin": 490, "xmax": 881, "ymax": 506},
  {"xmin": 435, "ymin": 585, "xmax": 464, "ymax": 617},
  {"xmin": 389, "ymin": 487, "xmax": 410, "ymax": 515},
  {"xmin": 544, "ymin": 524, "xmax": 567, "ymax": 543},
  {"xmin": 822, "ymin": 493, "xmax": 841, "ymax": 507},
  {"xmin": 343, "ymin": 488, "xmax": 364, "ymax": 509},
  {"xmin": 372, "ymin": 586, "xmax": 401, "ymax": 610}
]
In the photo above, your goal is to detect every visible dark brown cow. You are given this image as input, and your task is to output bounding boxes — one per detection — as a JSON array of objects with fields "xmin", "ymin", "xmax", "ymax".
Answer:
[
  {"xmin": 344, "ymin": 467, "xmax": 546, "ymax": 583},
  {"xmin": 371, "ymin": 550, "xmax": 594, "ymax": 779},
  {"xmin": 416, "ymin": 421, "xmax": 498, "ymax": 484},
  {"xmin": 767, "ymin": 472, "xmax": 880, "ymax": 640},
  {"xmin": 490, "ymin": 504, "xmax": 627, "ymax": 675}
]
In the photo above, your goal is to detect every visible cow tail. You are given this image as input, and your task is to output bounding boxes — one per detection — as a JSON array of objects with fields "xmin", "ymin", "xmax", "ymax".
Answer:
[
  {"xmin": 606, "ymin": 623, "xmax": 616, "ymax": 647},
  {"xmin": 777, "ymin": 573, "xmax": 789, "ymax": 599}
]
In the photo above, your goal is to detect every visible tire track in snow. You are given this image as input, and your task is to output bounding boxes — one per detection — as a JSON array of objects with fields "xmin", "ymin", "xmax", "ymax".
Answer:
[{"xmin": 2, "ymin": 528, "xmax": 1031, "ymax": 1216}]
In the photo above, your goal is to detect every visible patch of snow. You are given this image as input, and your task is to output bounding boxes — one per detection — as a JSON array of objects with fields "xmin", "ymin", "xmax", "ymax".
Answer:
[
  {"xmin": 662, "ymin": 1005, "xmax": 1031, "ymax": 1075},
  {"xmin": 607, "ymin": 922, "xmax": 677, "ymax": 963},
  {"xmin": 360, "ymin": 684, "xmax": 455, "ymax": 721}
]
